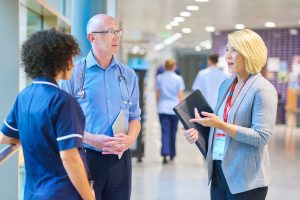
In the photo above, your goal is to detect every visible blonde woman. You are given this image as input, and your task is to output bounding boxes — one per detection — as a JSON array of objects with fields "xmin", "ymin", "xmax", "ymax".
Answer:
[{"xmin": 184, "ymin": 29, "xmax": 277, "ymax": 199}]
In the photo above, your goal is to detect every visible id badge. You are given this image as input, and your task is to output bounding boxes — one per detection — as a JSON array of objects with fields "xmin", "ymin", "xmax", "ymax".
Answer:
[{"xmin": 214, "ymin": 133, "xmax": 226, "ymax": 154}]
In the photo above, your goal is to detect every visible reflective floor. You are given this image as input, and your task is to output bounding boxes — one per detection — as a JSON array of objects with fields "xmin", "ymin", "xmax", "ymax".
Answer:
[
  {"xmin": 131, "ymin": 67, "xmax": 300, "ymax": 200},
  {"xmin": 131, "ymin": 125, "xmax": 300, "ymax": 200}
]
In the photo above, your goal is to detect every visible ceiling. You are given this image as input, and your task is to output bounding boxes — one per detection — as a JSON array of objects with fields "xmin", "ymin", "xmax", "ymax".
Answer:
[{"xmin": 118, "ymin": 0, "xmax": 300, "ymax": 51}]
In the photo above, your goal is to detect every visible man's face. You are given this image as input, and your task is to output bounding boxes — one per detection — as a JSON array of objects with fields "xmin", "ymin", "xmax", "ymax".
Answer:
[{"xmin": 89, "ymin": 19, "xmax": 121, "ymax": 55}]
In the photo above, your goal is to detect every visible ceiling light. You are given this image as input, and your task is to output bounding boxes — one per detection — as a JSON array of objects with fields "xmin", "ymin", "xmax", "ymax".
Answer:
[
  {"xmin": 170, "ymin": 21, "xmax": 179, "ymax": 26},
  {"xmin": 264, "ymin": 22, "xmax": 276, "ymax": 28},
  {"xmin": 289, "ymin": 29, "xmax": 298, "ymax": 35},
  {"xmin": 298, "ymin": 20, "xmax": 300, "ymax": 24},
  {"xmin": 174, "ymin": 17, "xmax": 185, "ymax": 23},
  {"xmin": 195, "ymin": 0, "xmax": 209, "ymax": 2},
  {"xmin": 131, "ymin": 46, "xmax": 139, "ymax": 54},
  {"xmin": 166, "ymin": 24, "xmax": 172, "ymax": 30},
  {"xmin": 182, "ymin": 28, "xmax": 192, "ymax": 34},
  {"xmin": 205, "ymin": 26, "xmax": 215, "ymax": 32},
  {"xmin": 180, "ymin": 11, "xmax": 191, "ymax": 17},
  {"xmin": 195, "ymin": 46, "xmax": 202, "ymax": 51},
  {"xmin": 154, "ymin": 43, "xmax": 165, "ymax": 51},
  {"xmin": 186, "ymin": 5, "xmax": 199, "ymax": 11},
  {"xmin": 200, "ymin": 40, "xmax": 212, "ymax": 49},
  {"xmin": 234, "ymin": 24, "xmax": 245, "ymax": 29},
  {"xmin": 164, "ymin": 33, "xmax": 182, "ymax": 45}
]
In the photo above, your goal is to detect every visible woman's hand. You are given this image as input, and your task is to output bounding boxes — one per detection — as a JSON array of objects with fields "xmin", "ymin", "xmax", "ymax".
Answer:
[
  {"xmin": 183, "ymin": 128, "xmax": 199, "ymax": 144},
  {"xmin": 189, "ymin": 108, "xmax": 223, "ymax": 129}
]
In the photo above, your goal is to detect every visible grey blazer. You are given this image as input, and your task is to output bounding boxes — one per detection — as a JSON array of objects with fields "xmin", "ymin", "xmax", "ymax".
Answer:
[{"xmin": 204, "ymin": 73, "xmax": 278, "ymax": 194}]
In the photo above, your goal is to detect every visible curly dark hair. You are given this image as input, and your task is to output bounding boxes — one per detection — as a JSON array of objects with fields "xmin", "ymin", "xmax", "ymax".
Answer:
[{"xmin": 21, "ymin": 28, "xmax": 80, "ymax": 79}]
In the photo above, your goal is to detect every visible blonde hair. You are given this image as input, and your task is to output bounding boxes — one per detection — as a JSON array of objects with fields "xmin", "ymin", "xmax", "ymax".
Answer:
[
  {"xmin": 165, "ymin": 58, "xmax": 176, "ymax": 70},
  {"xmin": 228, "ymin": 29, "xmax": 268, "ymax": 73}
]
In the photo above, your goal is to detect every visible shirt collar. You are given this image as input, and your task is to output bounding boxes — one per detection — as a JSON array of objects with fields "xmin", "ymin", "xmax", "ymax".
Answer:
[
  {"xmin": 33, "ymin": 77, "xmax": 58, "ymax": 88},
  {"xmin": 86, "ymin": 50, "xmax": 118, "ymax": 70}
]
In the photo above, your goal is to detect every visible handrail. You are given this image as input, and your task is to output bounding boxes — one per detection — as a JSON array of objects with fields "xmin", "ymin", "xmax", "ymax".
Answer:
[{"xmin": 0, "ymin": 144, "xmax": 19, "ymax": 166}]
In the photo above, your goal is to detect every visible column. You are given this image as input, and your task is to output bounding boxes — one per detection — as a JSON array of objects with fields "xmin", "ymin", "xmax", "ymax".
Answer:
[
  {"xmin": 0, "ymin": 0, "xmax": 19, "ymax": 199},
  {"xmin": 72, "ymin": 0, "xmax": 107, "ymax": 57}
]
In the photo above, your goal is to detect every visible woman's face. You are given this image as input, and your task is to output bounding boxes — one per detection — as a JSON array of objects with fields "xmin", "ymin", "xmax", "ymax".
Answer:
[{"xmin": 225, "ymin": 42, "xmax": 246, "ymax": 75}]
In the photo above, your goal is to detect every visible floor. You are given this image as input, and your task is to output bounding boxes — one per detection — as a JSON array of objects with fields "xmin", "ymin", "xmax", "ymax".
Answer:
[{"xmin": 131, "ymin": 67, "xmax": 300, "ymax": 200}]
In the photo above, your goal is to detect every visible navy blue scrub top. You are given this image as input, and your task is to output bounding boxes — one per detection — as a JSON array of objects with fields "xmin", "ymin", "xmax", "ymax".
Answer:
[{"xmin": 1, "ymin": 77, "xmax": 86, "ymax": 200}]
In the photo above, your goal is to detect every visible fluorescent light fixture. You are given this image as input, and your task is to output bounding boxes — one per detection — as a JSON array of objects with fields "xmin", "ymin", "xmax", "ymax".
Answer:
[
  {"xmin": 205, "ymin": 26, "xmax": 215, "ymax": 32},
  {"xmin": 131, "ymin": 46, "xmax": 139, "ymax": 54},
  {"xmin": 182, "ymin": 28, "xmax": 192, "ymax": 34},
  {"xmin": 163, "ymin": 33, "xmax": 182, "ymax": 45},
  {"xmin": 264, "ymin": 22, "xmax": 276, "ymax": 28},
  {"xmin": 154, "ymin": 43, "xmax": 165, "ymax": 51},
  {"xmin": 186, "ymin": 5, "xmax": 199, "ymax": 11},
  {"xmin": 180, "ymin": 11, "xmax": 191, "ymax": 17},
  {"xmin": 234, "ymin": 24, "xmax": 245, "ymax": 29},
  {"xmin": 195, "ymin": 46, "xmax": 202, "ymax": 51},
  {"xmin": 298, "ymin": 20, "xmax": 300, "ymax": 24},
  {"xmin": 170, "ymin": 21, "xmax": 179, "ymax": 26},
  {"xmin": 174, "ymin": 17, "xmax": 185, "ymax": 23},
  {"xmin": 289, "ymin": 29, "xmax": 298, "ymax": 35},
  {"xmin": 200, "ymin": 40, "xmax": 212, "ymax": 49},
  {"xmin": 195, "ymin": 0, "xmax": 209, "ymax": 2},
  {"xmin": 166, "ymin": 24, "xmax": 172, "ymax": 30}
]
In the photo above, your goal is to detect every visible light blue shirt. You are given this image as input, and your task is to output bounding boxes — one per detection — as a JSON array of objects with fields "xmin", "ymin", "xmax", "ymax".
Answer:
[
  {"xmin": 59, "ymin": 51, "xmax": 141, "ymax": 151},
  {"xmin": 192, "ymin": 67, "xmax": 229, "ymax": 110},
  {"xmin": 155, "ymin": 71, "xmax": 185, "ymax": 115}
]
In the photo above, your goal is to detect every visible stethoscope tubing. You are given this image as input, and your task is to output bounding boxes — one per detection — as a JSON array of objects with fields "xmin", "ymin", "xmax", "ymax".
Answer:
[{"xmin": 76, "ymin": 57, "xmax": 131, "ymax": 105}]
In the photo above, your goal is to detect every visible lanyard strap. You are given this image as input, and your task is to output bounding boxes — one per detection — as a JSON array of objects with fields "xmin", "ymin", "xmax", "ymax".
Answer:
[{"xmin": 223, "ymin": 77, "xmax": 249, "ymax": 122}]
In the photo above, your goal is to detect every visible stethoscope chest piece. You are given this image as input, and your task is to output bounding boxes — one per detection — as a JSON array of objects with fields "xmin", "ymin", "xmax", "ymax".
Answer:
[{"xmin": 77, "ymin": 89, "xmax": 85, "ymax": 98}]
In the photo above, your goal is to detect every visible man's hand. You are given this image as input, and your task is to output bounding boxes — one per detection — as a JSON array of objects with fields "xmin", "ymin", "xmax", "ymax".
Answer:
[{"xmin": 102, "ymin": 133, "xmax": 134, "ymax": 155}]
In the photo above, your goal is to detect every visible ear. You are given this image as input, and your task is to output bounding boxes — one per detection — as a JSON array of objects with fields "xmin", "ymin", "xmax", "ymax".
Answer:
[{"xmin": 87, "ymin": 33, "xmax": 94, "ymax": 42}]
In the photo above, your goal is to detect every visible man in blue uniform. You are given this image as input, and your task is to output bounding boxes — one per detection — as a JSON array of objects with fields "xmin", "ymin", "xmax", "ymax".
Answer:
[
  {"xmin": 60, "ymin": 14, "xmax": 141, "ymax": 200},
  {"xmin": 0, "ymin": 29, "xmax": 94, "ymax": 200}
]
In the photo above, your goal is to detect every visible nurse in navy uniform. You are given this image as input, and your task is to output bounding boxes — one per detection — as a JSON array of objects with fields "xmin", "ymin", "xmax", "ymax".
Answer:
[{"xmin": 0, "ymin": 29, "xmax": 94, "ymax": 200}]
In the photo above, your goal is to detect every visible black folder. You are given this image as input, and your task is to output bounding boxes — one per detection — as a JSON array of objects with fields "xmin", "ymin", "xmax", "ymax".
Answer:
[{"xmin": 173, "ymin": 89, "xmax": 213, "ymax": 158}]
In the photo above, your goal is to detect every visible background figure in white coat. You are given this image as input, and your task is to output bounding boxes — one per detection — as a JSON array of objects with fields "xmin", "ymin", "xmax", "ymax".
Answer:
[{"xmin": 192, "ymin": 54, "xmax": 229, "ymax": 110}]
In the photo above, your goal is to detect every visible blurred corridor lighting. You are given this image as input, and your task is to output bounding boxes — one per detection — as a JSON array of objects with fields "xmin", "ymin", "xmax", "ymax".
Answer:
[
  {"xmin": 164, "ymin": 33, "xmax": 183, "ymax": 45},
  {"xmin": 265, "ymin": 22, "xmax": 276, "ymax": 27},
  {"xmin": 195, "ymin": 0, "xmax": 209, "ymax": 2},
  {"xmin": 182, "ymin": 28, "xmax": 192, "ymax": 34},
  {"xmin": 171, "ymin": 21, "xmax": 179, "ymax": 26},
  {"xmin": 195, "ymin": 46, "xmax": 202, "ymax": 51},
  {"xmin": 205, "ymin": 26, "xmax": 215, "ymax": 32},
  {"xmin": 200, "ymin": 40, "xmax": 212, "ymax": 49},
  {"xmin": 174, "ymin": 17, "xmax": 185, "ymax": 23},
  {"xmin": 166, "ymin": 24, "xmax": 172, "ymax": 30},
  {"xmin": 186, "ymin": 5, "xmax": 199, "ymax": 11},
  {"xmin": 154, "ymin": 43, "xmax": 165, "ymax": 51},
  {"xmin": 234, "ymin": 24, "xmax": 245, "ymax": 29},
  {"xmin": 180, "ymin": 11, "xmax": 191, "ymax": 17}
]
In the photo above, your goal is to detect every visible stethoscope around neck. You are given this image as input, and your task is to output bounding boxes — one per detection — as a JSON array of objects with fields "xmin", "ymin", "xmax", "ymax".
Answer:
[{"xmin": 76, "ymin": 57, "xmax": 132, "ymax": 106}]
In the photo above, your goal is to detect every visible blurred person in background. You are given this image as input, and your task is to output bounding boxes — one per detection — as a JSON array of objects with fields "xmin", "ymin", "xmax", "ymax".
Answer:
[
  {"xmin": 192, "ymin": 53, "xmax": 229, "ymax": 110},
  {"xmin": 0, "ymin": 29, "xmax": 94, "ymax": 200},
  {"xmin": 184, "ymin": 29, "xmax": 277, "ymax": 200},
  {"xmin": 156, "ymin": 58, "xmax": 185, "ymax": 164}
]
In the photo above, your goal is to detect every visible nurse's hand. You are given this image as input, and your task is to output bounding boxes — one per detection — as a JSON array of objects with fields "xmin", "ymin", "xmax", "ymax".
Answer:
[
  {"xmin": 183, "ymin": 128, "xmax": 199, "ymax": 144},
  {"xmin": 190, "ymin": 108, "xmax": 223, "ymax": 129}
]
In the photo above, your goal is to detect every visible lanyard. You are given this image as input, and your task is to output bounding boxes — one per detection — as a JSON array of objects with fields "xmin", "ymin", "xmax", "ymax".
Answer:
[{"xmin": 223, "ymin": 77, "xmax": 249, "ymax": 122}]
